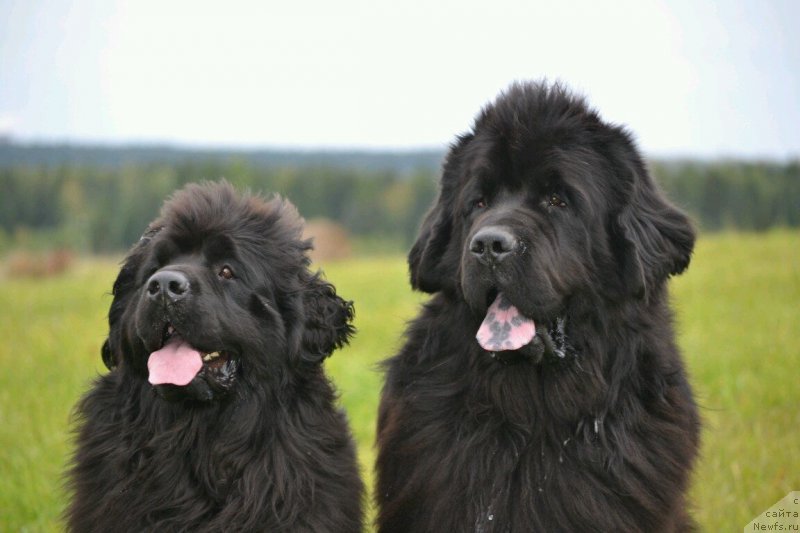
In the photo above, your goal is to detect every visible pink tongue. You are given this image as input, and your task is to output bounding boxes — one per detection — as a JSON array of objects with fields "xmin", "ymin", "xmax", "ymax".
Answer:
[
  {"xmin": 147, "ymin": 337, "xmax": 203, "ymax": 386},
  {"xmin": 476, "ymin": 293, "xmax": 536, "ymax": 351}
]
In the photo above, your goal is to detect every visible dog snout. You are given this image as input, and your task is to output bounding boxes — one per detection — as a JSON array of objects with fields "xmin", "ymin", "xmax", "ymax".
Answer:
[
  {"xmin": 147, "ymin": 270, "xmax": 191, "ymax": 303},
  {"xmin": 469, "ymin": 226, "xmax": 518, "ymax": 264}
]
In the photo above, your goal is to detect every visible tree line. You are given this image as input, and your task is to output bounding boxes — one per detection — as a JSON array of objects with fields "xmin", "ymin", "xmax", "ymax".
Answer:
[
  {"xmin": 652, "ymin": 160, "xmax": 800, "ymax": 231},
  {"xmin": 0, "ymin": 159, "xmax": 436, "ymax": 253},
  {"xmin": 0, "ymin": 155, "xmax": 798, "ymax": 254}
]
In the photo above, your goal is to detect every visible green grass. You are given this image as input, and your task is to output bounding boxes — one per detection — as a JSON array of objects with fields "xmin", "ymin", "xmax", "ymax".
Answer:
[
  {"xmin": 673, "ymin": 231, "xmax": 800, "ymax": 528},
  {"xmin": 1, "ymin": 231, "xmax": 798, "ymax": 531}
]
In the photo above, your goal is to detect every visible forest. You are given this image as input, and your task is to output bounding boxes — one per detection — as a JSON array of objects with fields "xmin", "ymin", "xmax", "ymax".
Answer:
[{"xmin": 0, "ymin": 143, "xmax": 798, "ymax": 253}]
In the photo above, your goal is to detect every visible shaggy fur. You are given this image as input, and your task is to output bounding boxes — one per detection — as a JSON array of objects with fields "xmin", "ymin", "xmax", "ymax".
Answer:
[
  {"xmin": 376, "ymin": 82, "xmax": 700, "ymax": 532},
  {"xmin": 66, "ymin": 182, "xmax": 363, "ymax": 532}
]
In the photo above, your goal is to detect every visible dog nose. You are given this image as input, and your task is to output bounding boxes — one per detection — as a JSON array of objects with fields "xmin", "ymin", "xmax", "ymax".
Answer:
[
  {"xmin": 470, "ymin": 226, "xmax": 518, "ymax": 264},
  {"xmin": 147, "ymin": 270, "xmax": 190, "ymax": 302}
]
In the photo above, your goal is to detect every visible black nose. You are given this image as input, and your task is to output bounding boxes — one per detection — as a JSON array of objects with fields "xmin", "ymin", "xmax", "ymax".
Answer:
[
  {"xmin": 147, "ymin": 270, "xmax": 190, "ymax": 302},
  {"xmin": 470, "ymin": 226, "xmax": 518, "ymax": 264}
]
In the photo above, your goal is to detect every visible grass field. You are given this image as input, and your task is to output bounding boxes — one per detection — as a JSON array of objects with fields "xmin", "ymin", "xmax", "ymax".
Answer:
[{"xmin": 1, "ymin": 231, "xmax": 798, "ymax": 531}]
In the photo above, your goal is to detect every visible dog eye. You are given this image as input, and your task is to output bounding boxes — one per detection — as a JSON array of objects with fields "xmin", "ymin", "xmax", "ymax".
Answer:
[
  {"xmin": 474, "ymin": 198, "xmax": 487, "ymax": 209},
  {"xmin": 219, "ymin": 266, "xmax": 235, "ymax": 280},
  {"xmin": 548, "ymin": 193, "xmax": 567, "ymax": 208}
]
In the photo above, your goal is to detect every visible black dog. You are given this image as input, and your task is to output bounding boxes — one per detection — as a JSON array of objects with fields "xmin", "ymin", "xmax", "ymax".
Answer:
[
  {"xmin": 66, "ymin": 182, "xmax": 363, "ymax": 531},
  {"xmin": 376, "ymin": 82, "xmax": 699, "ymax": 532}
]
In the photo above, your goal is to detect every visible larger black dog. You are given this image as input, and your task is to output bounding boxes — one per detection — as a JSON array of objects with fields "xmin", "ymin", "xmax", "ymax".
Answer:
[
  {"xmin": 376, "ymin": 82, "xmax": 699, "ymax": 532},
  {"xmin": 66, "ymin": 182, "xmax": 363, "ymax": 531}
]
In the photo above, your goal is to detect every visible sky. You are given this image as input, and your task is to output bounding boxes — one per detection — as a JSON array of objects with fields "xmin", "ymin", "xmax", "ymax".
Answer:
[{"xmin": 1, "ymin": 0, "xmax": 798, "ymax": 158}]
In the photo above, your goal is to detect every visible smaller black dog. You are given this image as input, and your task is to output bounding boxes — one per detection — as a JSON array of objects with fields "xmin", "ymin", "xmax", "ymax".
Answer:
[{"xmin": 66, "ymin": 182, "xmax": 363, "ymax": 532}]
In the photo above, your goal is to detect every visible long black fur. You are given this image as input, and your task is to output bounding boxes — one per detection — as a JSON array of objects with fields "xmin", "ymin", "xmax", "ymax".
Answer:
[
  {"xmin": 66, "ymin": 182, "xmax": 363, "ymax": 532},
  {"xmin": 376, "ymin": 82, "xmax": 700, "ymax": 532}
]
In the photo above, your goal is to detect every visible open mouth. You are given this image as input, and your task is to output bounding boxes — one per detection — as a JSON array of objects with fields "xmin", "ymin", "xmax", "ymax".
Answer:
[
  {"xmin": 475, "ymin": 290, "xmax": 571, "ymax": 362},
  {"xmin": 147, "ymin": 323, "xmax": 239, "ymax": 400}
]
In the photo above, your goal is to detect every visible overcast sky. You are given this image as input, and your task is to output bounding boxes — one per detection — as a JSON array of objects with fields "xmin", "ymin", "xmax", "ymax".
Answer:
[{"xmin": 1, "ymin": 0, "xmax": 798, "ymax": 158}]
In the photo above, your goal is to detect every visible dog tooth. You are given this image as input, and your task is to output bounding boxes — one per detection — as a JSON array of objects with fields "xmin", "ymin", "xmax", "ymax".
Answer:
[{"xmin": 202, "ymin": 351, "xmax": 220, "ymax": 362}]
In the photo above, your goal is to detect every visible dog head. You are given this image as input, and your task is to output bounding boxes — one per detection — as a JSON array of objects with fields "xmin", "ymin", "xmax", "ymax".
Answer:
[
  {"xmin": 409, "ymin": 82, "xmax": 694, "ymax": 359},
  {"xmin": 102, "ymin": 181, "xmax": 354, "ymax": 402}
]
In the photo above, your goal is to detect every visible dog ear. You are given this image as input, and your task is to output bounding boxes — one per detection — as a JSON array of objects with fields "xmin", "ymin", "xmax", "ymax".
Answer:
[
  {"xmin": 408, "ymin": 134, "xmax": 472, "ymax": 293},
  {"xmin": 612, "ymin": 146, "xmax": 695, "ymax": 299},
  {"xmin": 408, "ymin": 199, "xmax": 455, "ymax": 293},
  {"xmin": 102, "ymin": 261, "xmax": 136, "ymax": 370},
  {"xmin": 299, "ymin": 274, "xmax": 355, "ymax": 364},
  {"xmin": 102, "ymin": 224, "xmax": 164, "ymax": 370}
]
